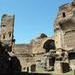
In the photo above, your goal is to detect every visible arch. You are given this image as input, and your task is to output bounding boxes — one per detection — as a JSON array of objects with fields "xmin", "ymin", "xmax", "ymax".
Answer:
[{"xmin": 43, "ymin": 39, "xmax": 55, "ymax": 53}]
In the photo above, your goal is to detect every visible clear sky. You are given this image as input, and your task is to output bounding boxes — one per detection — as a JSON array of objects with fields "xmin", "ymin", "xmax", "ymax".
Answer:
[{"xmin": 0, "ymin": 0, "xmax": 71, "ymax": 44}]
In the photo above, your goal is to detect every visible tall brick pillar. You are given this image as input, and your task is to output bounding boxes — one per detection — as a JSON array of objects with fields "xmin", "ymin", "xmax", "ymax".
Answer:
[{"xmin": 1, "ymin": 14, "xmax": 15, "ymax": 52}]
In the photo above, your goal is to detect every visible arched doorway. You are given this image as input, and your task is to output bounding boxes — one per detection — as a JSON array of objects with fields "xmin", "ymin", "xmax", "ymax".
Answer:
[
  {"xmin": 43, "ymin": 39, "xmax": 55, "ymax": 71},
  {"xmin": 43, "ymin": 39, "xmax": 55, "ymax": 53}
]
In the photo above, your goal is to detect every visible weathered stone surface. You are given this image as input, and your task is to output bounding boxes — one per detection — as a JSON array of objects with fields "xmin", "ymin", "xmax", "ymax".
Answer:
[{"xmin": 0, "ymin": 0, "xmax": 75, "ymax": 74}]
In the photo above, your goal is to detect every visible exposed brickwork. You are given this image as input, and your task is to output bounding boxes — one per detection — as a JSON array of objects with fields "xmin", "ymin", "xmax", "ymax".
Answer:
[{"xmin": 0, "ymin": 0, "xmax": 75, "ymax": 74}]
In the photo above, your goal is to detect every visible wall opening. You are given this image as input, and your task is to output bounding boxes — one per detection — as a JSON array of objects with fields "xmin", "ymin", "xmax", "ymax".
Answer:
[
  {"xmin": 49, "ymin": 57, "xmax": 55, "ymax": 66},
  {"xmin": 49, "ymin": 57, "xmax": 55, "ymax": 71},
  {"xmin": 3, "ymin": 34, "xmax": 5, "ymax": 39},
  {"xmin": 2, "ymin": 25, "xmax": 6, "ymax": 27},
  {"xmin": 27, "ymin": 67, "xmax": 29, "ymax": 72},
  {"xmin": 68, "ymin": 52, "xmax": 75, "ymax": 59},
  {"xmin": 43, "ymin": 39, "xmax": 55, "ymax": 53},
  {"xmin": 61, "ymin": 63, "xmax": 70, "ymax": 73},
  {"xmin": 31, "ymin": 64, "xmax": 36, "ymax": 72},
  {"xmin": 8, "ymin": 32, "xmax": 11, "ymax": 37},
  {"xmin": 62, "ymin": 12, "xmax": 66, "ymax": 18}
]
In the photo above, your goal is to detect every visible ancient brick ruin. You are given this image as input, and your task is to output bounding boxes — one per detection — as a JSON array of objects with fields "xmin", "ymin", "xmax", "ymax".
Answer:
[{"xmin": 0, "ymin": 0, "xmax": 75, "ymax": 74}]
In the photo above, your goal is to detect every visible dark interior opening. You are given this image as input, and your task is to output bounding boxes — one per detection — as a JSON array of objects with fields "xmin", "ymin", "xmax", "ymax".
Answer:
[
  {"xmin": 68, "ymin": 52, "xmax": 75, "ymax": 59},
  {"xmin": 8, "ymin": 32, "xmax": 11, "ymax": 37},
  {"xmin": 3, "ymin": 34, "xmax": 5, "ymax": 39},
  {"xmin": 2, "ymin": 25, "xmax": 6, "ymax": 27},
  {"xmin": 31, "ymin": 64, "xmax": 36, "ymax": 72},
  {"xmin": 49, "ymin": 57, "xmax": 55, "ymax": 66},
  {"xmin": 43, "ymin": 39, "xmax": 55, "ymax": 53},
  {"xmin": 61, "ymin": 63, "xmax": 70, "ymax": 73},
  {"xmin": 62, "ymin": 12, "xmax": 66, "ymax": 18},
  {"xmin": 27, "ymin": 67, "xmax": 29, "ymax": 72}
]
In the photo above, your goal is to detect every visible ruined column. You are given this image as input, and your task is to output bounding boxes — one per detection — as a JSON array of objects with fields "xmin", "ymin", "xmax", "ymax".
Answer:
[
  {"xmin": 1, "ymin": 14, "xmax": 15, "ymax": 52},
  {"xmin": 54, "ymin": 61, "xmax": 62, "ymax": 74},
  {"xmin": 54, "ymin": 48, "xmax": 63, "ymax": 74},
  {"xmin": 46, "ymin": 57, "xmax": 49, "ymax": 70}
]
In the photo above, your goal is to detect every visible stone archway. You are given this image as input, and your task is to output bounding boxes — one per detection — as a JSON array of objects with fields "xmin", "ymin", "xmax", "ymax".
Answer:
[{"xmin": 43, "ymin": 39, "xmax": 55, "ymax": 53}]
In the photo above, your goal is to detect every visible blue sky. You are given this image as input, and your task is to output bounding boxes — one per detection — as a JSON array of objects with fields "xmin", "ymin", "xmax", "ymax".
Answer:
[{"xmin": 0, "ymin": 0, "xmax": 71, "ymax": 44}]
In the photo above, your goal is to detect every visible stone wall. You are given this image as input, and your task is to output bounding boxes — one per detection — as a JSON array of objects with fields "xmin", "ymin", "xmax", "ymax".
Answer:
[
  {"xmin": 54, "ymin": 1, "xmax": 75, "ymax": 73},
  {"xmin": 14, "ymin": 44, "xmax": 33, "ymax": 72},
  {"xmin": 54, "ymin": 1, "xmax": 75, "ymax": 50},
  {"xmin": 0, "ymin": 14, "xmax": 15, "ymax": 52},
  {"xmin": 14, "ymin": 44, "xmax": 32, "ymax": 55}
]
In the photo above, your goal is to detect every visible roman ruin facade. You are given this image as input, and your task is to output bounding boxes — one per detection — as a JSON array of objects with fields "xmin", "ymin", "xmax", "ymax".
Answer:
[
  {"xmin": 54, "ymin": 0, "xmax": 75, "ymax": 73},
  {"xmin": 0, "ymin": 0, "xmax": 75, "ymax": 74}
]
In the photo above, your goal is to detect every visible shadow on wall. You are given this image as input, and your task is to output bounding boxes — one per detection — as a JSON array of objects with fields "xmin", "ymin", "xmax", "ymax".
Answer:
[{"xmin": 0, "ymin": 42, "xmax": 22, "ymax": 73}]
